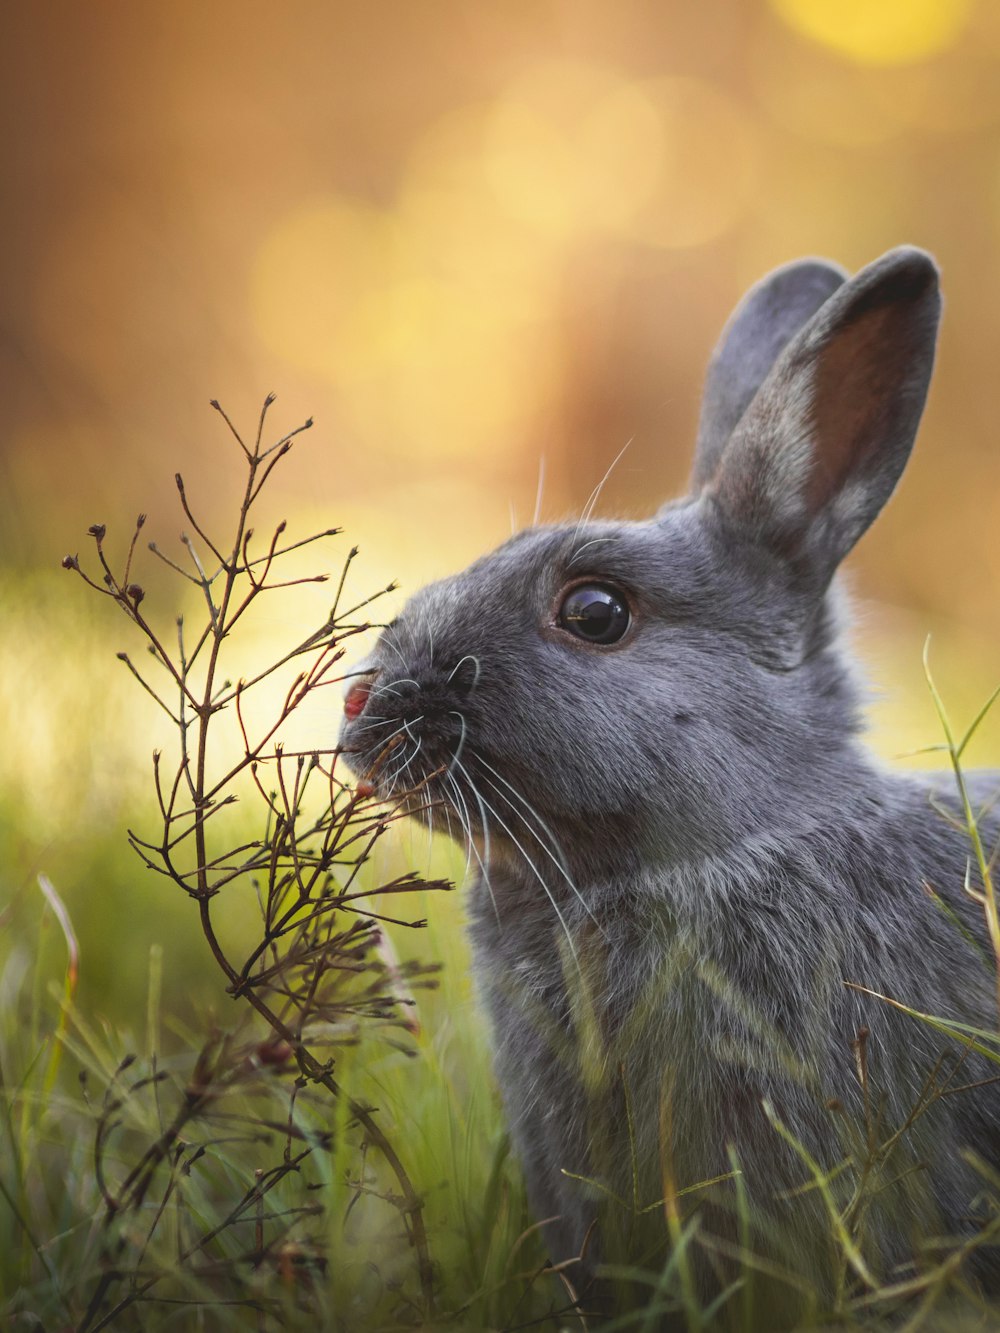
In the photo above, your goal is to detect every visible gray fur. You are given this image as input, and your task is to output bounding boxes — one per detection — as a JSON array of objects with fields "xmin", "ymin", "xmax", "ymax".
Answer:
[
  {"xmin": 340, "ymin": 248, "xmax": 1000, "ymax": 1322},
  {"xmin": 690, "ymin": 256, "xmax": 847, "ymax": 492}
]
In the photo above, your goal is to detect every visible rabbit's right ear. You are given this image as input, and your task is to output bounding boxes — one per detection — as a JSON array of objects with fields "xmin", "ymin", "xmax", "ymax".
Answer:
[
  {"xmin": 699, "ymin": 246, "xmax": 941, "ymax": 593},
  {"xmin": 690, "ymin": 258, "xmax": 848, "ymax": 490}
]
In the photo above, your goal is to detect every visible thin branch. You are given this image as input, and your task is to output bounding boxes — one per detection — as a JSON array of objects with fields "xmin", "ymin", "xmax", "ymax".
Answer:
[
  {"xmin": 70, "ymin": 397, "xmax": 444, "ymax": 1321},
  {"xmin": 116, "ymin": 654, "xmax": 180, "ymax": 723}
]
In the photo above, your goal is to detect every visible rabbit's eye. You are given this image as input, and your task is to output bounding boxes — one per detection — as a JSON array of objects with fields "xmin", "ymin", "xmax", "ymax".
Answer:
[{"xmin": 557, "ymin": 584, "xmax": 631, "ymax": 645}]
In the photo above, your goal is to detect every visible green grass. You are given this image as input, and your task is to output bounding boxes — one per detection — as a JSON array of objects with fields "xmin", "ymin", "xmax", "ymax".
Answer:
[
  {"xmin": 0, "ymin": 829, "xmax": 567, "ymax": 1330},
  {"xmin": 5, "ymin": 412, "xmax": 1000, "ymax": 1330}
]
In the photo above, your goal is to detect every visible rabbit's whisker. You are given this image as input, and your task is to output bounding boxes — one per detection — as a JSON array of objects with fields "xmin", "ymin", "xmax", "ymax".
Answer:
[
  {"xmin": 447, "ymin": 654, "xmax": 481, "ymax": 690},
  {"xmin": 374, "ymin": 677, "xmax": 420, "ymax": 699},
  {"xmin": 444, "ymin": 772, "xmax": 481, "ymax": 891},
  {"xmin": 453, "ymin": 757, "xmax": 579, "ymax": 966},
  {"xmin": 571, "ymin": 437, "xmax": 633, "ymax": 551},
  {"xmin": 349, "ymin": 713, "xmax": 393, "ymax": 731},
  {"xmin": 351, "ymin": 716, "xmax": 423, "ymax": 744},
  {"xmin": 566, "ymin": 536, "xmax": 615, "ymax": 569},
  {"xmin": 448, "ymin": 769, "xmax": 500, "ymax": 927},
  {"xmin": 379, "ymin": 631, "xmax": 408, "ymax": 671},
  {"xmin": 373, "ymin": 719, "xmax": 424, "ymax": 793},
  {"xmin": 532, "ymin": 453, "xmax": 547, "ymax": 528},
  {"xmin": 472, "ymin": 753, "xmax": 571, "ymax": 873},
  {"xmin": 384, "ymin": 745, "xmax": 415, "ymax": 794},
  {"xmin": 401, "ymin": 722, "xmax": 423, "ymax": 775},
  {"xmin": 474, "ymin": 762, "xmax": 602, "ymax": 934},
  {"xmin": 423, "ymin": 777, "xmax": 435, "ymax": 865},
  {"xmin": 448, "ymin": 709, "xmax": 469, "ymax": 773},
  {"xmin": 400, "ymin": 722, "xmax": 423, "ymax": 782}
]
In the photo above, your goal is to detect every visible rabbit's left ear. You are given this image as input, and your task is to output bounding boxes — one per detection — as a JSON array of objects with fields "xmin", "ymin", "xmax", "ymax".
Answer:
[
  {"xmin": 703, "ymin": 246, "xmax": 940, "ymax": 590},
  {"xmin": 690, "ymin": 256, "xmax": 848, "ymax": 490}
]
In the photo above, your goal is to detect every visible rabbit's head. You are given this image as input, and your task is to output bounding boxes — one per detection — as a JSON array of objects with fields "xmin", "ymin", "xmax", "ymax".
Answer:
[{"xmin": 340, "ymin": 248, "xmax": 941, "ymax": 877}]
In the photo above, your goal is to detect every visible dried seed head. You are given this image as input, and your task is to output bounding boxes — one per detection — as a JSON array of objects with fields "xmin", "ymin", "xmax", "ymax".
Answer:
[
  {"xmin": 126, "ymin": 583, "xmax": 145, "ymax": 605},
  {"xmin": 61, "ymin": 554, "xmax": 79, "ymax": 570},
  {"xmin": 88, "ymin": 523, "xmax": 106, "ymax": 541},
  {"xmin": 256, "ymin": 1038, "xmax": 294, "ymax": 1069}
]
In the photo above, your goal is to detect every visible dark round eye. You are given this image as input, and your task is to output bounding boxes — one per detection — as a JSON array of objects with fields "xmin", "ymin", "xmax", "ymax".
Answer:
[{"xmin": 557, "ymin": 584, "xmax": 631, "ymax": 645}]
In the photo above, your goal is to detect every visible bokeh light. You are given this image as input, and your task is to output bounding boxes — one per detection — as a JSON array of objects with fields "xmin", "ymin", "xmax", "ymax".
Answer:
[
  {"xmin": 7, "ymin": 0, "xmax": 1000, "ymax": 1024},
  {"xmin": 252, "ymin": 188, "xmax": 559, "ymax": 466},
  {"xmin": 622, "ymin": 79, "xmax": 759, "ymax": 248},
  {"xmin": 483, "ymin": 61, "xmax": 664, "ymax": 237},
  {"xmin": 769, "ymin": 0, "xmax": 974, "ymax": 66}
]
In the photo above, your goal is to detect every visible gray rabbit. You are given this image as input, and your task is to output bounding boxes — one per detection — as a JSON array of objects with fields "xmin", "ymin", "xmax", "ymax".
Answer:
[{"xmin": 340, "ymin": 248, "xmax": 1000, "ymax": 1323}]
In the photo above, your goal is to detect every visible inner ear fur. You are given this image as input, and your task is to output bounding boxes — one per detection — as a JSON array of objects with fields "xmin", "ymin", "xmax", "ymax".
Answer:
[{"xmin": 706, "ymin": 246, "xmax": 941, "ymax": 586}]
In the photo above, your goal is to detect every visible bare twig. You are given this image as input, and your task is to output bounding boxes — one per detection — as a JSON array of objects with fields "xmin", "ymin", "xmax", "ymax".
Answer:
[{"xmin": 67, "ymin": 397, "xmax": 446, "ymax": 1326}]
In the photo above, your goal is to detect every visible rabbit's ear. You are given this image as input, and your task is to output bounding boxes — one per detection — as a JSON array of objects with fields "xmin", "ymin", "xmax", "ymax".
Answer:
[
  {"xmin": 705, "ymin": 246, "xmax": 940, "ymax": 589},
  {"xmin": 690, "ymin": 258, "xmax": 848, "ymax": 491}
]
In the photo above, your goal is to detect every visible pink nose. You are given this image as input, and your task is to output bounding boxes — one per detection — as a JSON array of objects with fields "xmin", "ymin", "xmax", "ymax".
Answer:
[{"xmin": 344, "ymin": 679, "xmax": 372, "ymax": 720}]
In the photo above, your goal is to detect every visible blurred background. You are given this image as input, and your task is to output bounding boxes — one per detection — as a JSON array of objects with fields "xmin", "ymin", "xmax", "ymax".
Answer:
[{"xmin": 4, "ymin": 0, "xmax": 1000, "ymax": 1014}]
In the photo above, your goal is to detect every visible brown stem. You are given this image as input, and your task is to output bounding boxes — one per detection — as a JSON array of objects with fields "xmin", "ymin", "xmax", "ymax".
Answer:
[{"xmin": 73, "ymin": 400, "xmax": 440, "ymax": 1320}]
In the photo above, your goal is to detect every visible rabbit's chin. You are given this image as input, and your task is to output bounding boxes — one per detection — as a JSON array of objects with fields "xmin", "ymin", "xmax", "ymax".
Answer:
[{"xmin": 338, "ymin": 740, "xmax": 463, "ymax": 831}]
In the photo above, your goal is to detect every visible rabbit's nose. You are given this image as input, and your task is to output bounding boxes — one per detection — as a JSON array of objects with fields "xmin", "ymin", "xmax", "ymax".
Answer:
[{"xmin": 344, "ymin": 674, "xmax": 376, "ymax": 720}]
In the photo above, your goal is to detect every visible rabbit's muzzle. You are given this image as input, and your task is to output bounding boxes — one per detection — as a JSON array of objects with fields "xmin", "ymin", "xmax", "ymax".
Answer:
[{"xmin": 340, "ymin": 660, "xmax": 477, "ymax": 804}]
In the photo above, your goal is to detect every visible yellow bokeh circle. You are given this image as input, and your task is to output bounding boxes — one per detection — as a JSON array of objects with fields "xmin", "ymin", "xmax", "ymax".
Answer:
[
  {"xmin": 481, "ymin": 63, "xmax": 756, "ymax": 250},
  {"xmin": 770, "ymin": 0, "xmax": 973, "ymax": 66},
  {"xmin": 251, "ymin": 196, "xmax": 558, "ymax": 465},
  {"xmin": 624, "ymin": 78, "xmax": 759, "ymax": 249},
  {"xmin": 483, "ymin": 61, "xmax": 665, "ymax": 237}
]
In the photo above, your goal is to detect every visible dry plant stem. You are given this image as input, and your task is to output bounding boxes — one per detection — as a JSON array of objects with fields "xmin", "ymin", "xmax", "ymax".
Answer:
[
  {"xmin": 86, "ymin": 1147, "xmax": 315, "ymax": 1333},
  {"xmin": 80, "ymin": 1035, "xmax": 331, "ymax": 1333},
  {"xmin": 65, "ymin": 396, "xmax": 441, "ymax": 1318}
]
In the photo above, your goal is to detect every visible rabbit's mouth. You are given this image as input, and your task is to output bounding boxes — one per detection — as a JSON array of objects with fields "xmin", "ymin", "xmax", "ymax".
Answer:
[
  {"xmin": 339, "ymin": 667, "xmax": 461, "ymax": 800},
  {"xmin": 340, "ymin": 680, "xmax": 583, "ymax": 878}
]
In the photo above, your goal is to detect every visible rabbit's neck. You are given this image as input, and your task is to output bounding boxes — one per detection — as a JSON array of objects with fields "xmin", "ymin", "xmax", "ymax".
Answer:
[
  {"xmin": 468, "ymin": 738, "xmax": 889, "ymax": 900},
  {"xmin": 467, "ymin": 762, "xmax": 955, "ymax": 985}
]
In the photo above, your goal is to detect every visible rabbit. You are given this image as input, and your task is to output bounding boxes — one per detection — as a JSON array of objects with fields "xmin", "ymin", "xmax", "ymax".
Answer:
[{"xmin": 339, "ymin": 247, "xmax": 1000, "ymax": 1324}]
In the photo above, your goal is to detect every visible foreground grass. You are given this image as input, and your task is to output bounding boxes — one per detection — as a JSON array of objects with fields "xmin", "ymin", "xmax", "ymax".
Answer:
[
  {"xmin": 4, "ymin": 812, "xmax": 1000, "ymax": 1331},
  {"xmin": 0, "ymin": 831, "xmax": 573, "ymax": 1330}
]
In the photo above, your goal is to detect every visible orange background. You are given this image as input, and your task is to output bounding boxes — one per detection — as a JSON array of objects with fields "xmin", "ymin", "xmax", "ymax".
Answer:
[{"xmin": 5, "ymin": 0, "xmax": 1000, "ymax": 853}]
